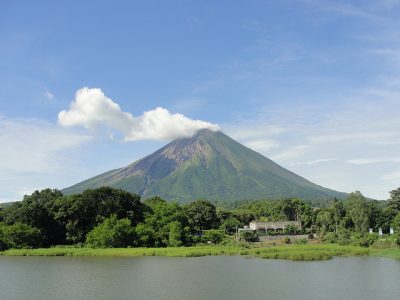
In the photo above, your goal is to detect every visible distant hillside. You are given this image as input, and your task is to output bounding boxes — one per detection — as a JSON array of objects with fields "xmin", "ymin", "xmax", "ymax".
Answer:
[{"xmin": 63, "ymin": 129, "xmax": 346, "ymax": 202}]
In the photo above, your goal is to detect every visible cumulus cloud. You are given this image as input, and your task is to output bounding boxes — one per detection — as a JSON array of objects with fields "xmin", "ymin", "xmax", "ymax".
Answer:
[{"xmin": 58, "ymin": 87, "xmax": 219, "ymax": 141}]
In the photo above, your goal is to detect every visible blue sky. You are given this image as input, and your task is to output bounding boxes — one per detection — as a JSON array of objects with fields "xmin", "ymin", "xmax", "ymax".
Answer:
[{"xmin": 1, "ymin": 0, "xmax": 400, "ymax": 202}]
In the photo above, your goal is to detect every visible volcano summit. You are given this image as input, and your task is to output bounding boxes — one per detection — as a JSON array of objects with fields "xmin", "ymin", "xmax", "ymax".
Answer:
[{"xmin": 63, "ymin": 129, "xmax": 346, "ymax": 202}]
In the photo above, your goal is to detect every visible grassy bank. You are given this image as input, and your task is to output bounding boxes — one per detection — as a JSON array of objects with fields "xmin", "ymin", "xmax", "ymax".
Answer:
[
  {"xmin": 1, "ymin": 244, "xmax": 391, "ymax": 261},
  {"xmin": 369, "ymin": 248, "xmax": 400, "ymax": 259}
]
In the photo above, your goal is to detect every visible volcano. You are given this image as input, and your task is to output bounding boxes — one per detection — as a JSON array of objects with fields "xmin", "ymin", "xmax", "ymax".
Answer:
[{"xmin": 63, "ymin": 129, "xmax": 346, "ymax": 202}]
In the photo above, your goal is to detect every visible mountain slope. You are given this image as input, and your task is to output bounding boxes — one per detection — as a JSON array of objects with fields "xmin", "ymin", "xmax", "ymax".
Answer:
[{"xmin": 63, "ymin": 129, "xmax": 346, "ymax": 202}]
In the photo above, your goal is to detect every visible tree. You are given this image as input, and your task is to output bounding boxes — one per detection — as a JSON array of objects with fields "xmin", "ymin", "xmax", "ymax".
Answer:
[
  {"xmin": 168, "ymin": 221, "xmax": 183, "ymax": 247},
  {"xmin": 53, "ymin": 187, "xmax": 143, "ymax": 243},
  {"xmin": 201, "ymin": 230, "xmax": 225, "ymax": 244},
  {"xmin": 141, "ymin": 197, "xmax": 190, "ymax": 247},
  {"xmin": 284, "ymin": 224, "xmax": 301, "ymax": 235},
  {"xmin": 346, "ymin": 192, "xmax": 370, "ymax": 232},
  {"xmin": 232, "ymin": 209, "xmax": 255, "ymax": 225},
  {"xmin": 85, "ymin": 215, "xmax": 135, "ymax": 248},
  {"xmin": 185, "ymin": 200, "xmax": 218, "ymax": 231},
  {"xmin": 388, "ymin": 187, "xmax": 400, "ymax": 212},
  {"xmin": 316, "ymin": 209, "xmax": 334, "ymax": 233},
  {"xmin": 219, "ymin": 217, "xmax": 242, "ymax": 234},
  {"xmin": 1, "ymin": 189, "xmax": 65, "ymax": 246},
  {"xmin": 329, "ymin": 199, "xmax": 345, "ymax": 233},
  {"xmin": 281, "ymin": 198, "xmax": 313, "ymax": 226},
  {"xmin": 392, "ymin": 213, "xmax": 400, "ymax": 232},
  {"xmin": 0, "ymin": 222, "xmax": 43, "ymax": 250},
  {"xmin": 135, "ymin": 223, "xmax": 156, "ymax": 247}
]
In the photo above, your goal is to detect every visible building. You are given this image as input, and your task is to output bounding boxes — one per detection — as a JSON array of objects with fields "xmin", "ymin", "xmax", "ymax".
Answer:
[{"xmin": 249, "ymin": 221, "xmax": 301, "ymax": 234}]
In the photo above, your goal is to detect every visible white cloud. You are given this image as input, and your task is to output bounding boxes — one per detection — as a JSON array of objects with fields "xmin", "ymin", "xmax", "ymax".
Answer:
[
  {"xmin": 59, "ymin": 87, "xmax": 219, "ymax": 141},
  {"xmin": 243, "ymin": 139, "xmax": 280, "ymax": 153},
  {"xmin": 44, "ymin": 88, "xmax": 54, "ymax": 100},
  {"xmin": 270, "ymin": 145, "xmax": 309, "ymax": 161},
  {"xmin": 347, "ymin": 157, "xmax": 400, "ymax": 165},
  {"xmin": 307, "ymin": 132, "xmax": 395, "ymax": 144},
  {"xmin": 290, "ymin": 158, "xmax": 338, "ymax": 166},
  {"xmin": 224, "ymin": 80, "xmax": 400, "ymax": 199},
  {"xmin": 381, "ymin": 172, "xmax": 400, "ymax": 182}
]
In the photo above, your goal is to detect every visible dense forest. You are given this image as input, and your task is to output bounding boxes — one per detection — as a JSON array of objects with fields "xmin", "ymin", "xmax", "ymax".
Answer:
[{"xmin": 0, "ymin": 187, "xmax": 400, "ymax": 250}]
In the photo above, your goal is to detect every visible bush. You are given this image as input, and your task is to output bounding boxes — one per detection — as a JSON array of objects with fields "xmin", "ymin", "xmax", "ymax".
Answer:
[
  {"xmin": 0, "ymin": 222, "xmax": 43, "ymax": 250},
  {"xmin": 295, "ymin": 238, "xmax": 308, "ymax": 245},
  {"xmin": 135, "ymin": 223, "xmax": 156, "ymax": 247},
  {"xmin": 240, "ymin": 231, "xmax": 256, "ymax": 242},
  {"xmin": 323, "ymin": 232, "xmax": 338, "ymax": 243},
  {"xmin": 85, "ymin": 215, "xmax": 135, "ymax": 248},
  {"xmin": 337, "ymin": 229, "xmax": 351, "ymax": 245},
  {"xmin": 284, "ymin": 224, "xmax": 301, "ymax": 235},
  {"xmin": 283, "ymin": 237, "xmax": 291, "ymax": 244},
  {"xmin": 201, "ymin": 230, "xmax": 225, "ymax": 244},
  {"xmin": 219, "ymin": 217, "xmax": 241, "ymax": 235},
  {"xmin": 372, "ymin": 238, "xmax": 397, "ymax": 249},
  {"xmin": 395, "ymin": 234, "xmax": 400, "ymax": 247}
]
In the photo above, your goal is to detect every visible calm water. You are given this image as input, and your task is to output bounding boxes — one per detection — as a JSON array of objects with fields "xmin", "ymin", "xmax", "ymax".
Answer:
[{"xmin": 0, "ymin": 256, "xmax": 399, "ymax": 300}]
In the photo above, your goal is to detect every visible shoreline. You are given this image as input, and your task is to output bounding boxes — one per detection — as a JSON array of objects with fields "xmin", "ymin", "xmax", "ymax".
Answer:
[{"xmin": 1, "ymin": 244, "xmax": 399, "ymax": 261}]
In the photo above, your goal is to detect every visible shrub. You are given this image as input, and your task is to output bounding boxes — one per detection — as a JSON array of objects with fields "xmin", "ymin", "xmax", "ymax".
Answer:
[
  {"xmin": 135, "ymin": 223, "xmax": 156, "ymax": 247},
  {"xmin": 295, "ymin": 238, "xmax": 308, "ymax": 245},
  {"xmin": 283, "ymin": 237, "xmax": 291, "ymax": 244},
  {"xmin": 395, "ymin": 234, "xmax": 400, "ymax": 247},
  {"xmin": 240, "ymin": 231, "xmax": 256, "ymax": 242},
  {"xmin": 323, "ymin": 232, "xmax": 338, "ymax": 243},
  {"xmin": 337, "ymin": 229, "xmax": 351, "ymax": 245},
  {"xmin": 284, "ymin": 224, "xmax": 301, "ymax": 235},
  {"xmin": 0, "ymin": 222, "xmax": 43, "ymax": 250},
  {"xmin": 219, "ymin": 217, "xmax": 241, "ymax": 235},
  {"xmin": 202, "ymin": 230, "xmax": 225, "ymax": 244},
  {"xmin": 85, "ymin": 215, "xmax": 135, "ymax": 248}
]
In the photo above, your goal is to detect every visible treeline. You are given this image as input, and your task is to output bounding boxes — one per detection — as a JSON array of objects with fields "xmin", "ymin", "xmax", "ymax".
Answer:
[{"xmin": 0, "ymin": 187, "xmax": 400, "ymax": 250}]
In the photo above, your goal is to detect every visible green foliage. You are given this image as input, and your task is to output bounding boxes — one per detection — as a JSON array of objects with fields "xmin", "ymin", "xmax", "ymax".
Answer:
[
  {"xmin": 201, "ymin": 230, "xmax": 225, "ymax": 244},
  {"xmin": 323, "ymin": 232, "xmax": 339, "ymax": 244},
  {"xmin": 1, "ymin": 244, "xmax": 376, "ymax": 261},
  {"xmin": 240, "ymin": 231, "xmax": 256, "ymax": 242},
  {"xmin": 85, "ymin": 215, "xmax": 135, "ymax": 248},
  {"xmin": 135, "ymin": 223, "xmax": 156, "ymax": 248},
  {"xmin": 0, "ymin": 222, "xmax": 42, "ymax": 250},
  {"xmin": 185, "ymin": 200, "xmax": 218, "ymax": 230},
  {"xmin": 53, "ymin": 187, "xmax": 143, "ymax": 243},
  {"xmin": 283, "ymin": 237, "xmax": 291, "ymax": 244},
  {"xmin": 139, "ymin": 197, "xmax": 191, "ymax": 247},
  {"xmin": 0, "ymin": 189, "xmax": 64, "ymax": 246},
  {"xmin": 337, "ymin": 230, "xmax": 351, "ymax": 245},
  {"xmin": 357, "ymin": 234, "xmax": 378, "ymax": 248},
  {"xmin": 295, "ymin": 238, "xmax": 308, "ymax": 245},
  {"xmin": 231, "ymin": 209, "xmax": 255, "ymax": 224},
  {"xmin": 345, "ymin": 192, "xmax": 371, "ymax": 232},
  {"xmin": 395, "ymin": 233, "xmax": 400, "ymax": 247},
  {"xmin": 235, "ymin": 198, "xmax": 313, "ymax": 228},
  {"xmin": 284, "ymin": 224, "xmax": 301, "ymax": 235},
  {"xmin": 2, "ymin": 185, "xmax": 400, "ymax": 251},
  {"xmin": 388, "ymin": 187, "xmax": 400, "ymax": 212},
  {"xmin": 168, "ymin": 221, "xmax": 184, "ymax": 247},
  {"xmin": 392, "ymin": 213, "xmax": 400, "ymax": 231},
  {"xmin": 219, "ymin": 217, "xmax": 242, "ymax": 234}
]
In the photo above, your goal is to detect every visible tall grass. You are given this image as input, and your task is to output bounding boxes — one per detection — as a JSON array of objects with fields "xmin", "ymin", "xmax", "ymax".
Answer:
[{"xmin": 0, "ymin": 244, "xmax": 379, "ymax": 261}]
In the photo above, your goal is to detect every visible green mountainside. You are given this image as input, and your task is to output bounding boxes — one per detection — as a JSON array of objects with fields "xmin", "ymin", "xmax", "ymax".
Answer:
[{"xmin": 63, "ymin": 129, "xmax": 346, "ymax": 202}]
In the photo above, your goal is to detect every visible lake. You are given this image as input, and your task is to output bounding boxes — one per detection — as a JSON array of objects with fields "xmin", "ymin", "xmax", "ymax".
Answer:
[{"xmin": 0, "ymin": 256, "xmax": 399, "ymax": 300}]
